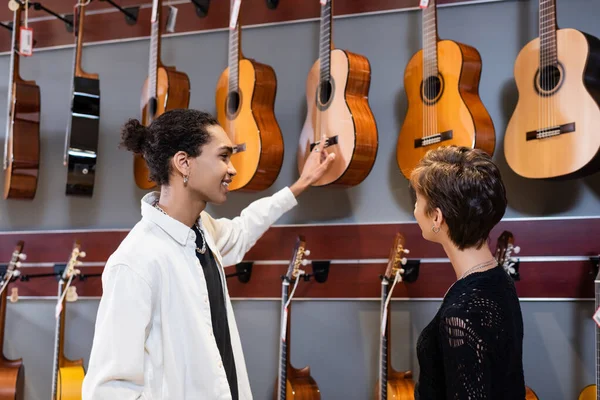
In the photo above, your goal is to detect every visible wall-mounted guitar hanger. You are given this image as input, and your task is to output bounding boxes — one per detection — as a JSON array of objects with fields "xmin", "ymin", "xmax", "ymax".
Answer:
[{"xmin": 190, "ymin": 0, "xmax": 210, "ymax": 18}]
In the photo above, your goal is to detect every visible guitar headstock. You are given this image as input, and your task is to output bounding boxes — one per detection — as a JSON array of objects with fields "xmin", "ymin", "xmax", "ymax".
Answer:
[
  {"xmin": 4, "ymin": 240, "xmax": 25, "ymax": 282},
  {"xmin": 62, "ymin": 241, "xmax": 86, "ymax": 281},
  {"xmin": 384, "ymin": 233, "xmax": 409, "ymax": 281},
  {"xmin": 285, "ymin": 235, "xmax": 309, "ymax": 282},
  {"xmin": 494, "ymin": 230, "xmax": 521, "ymax": 280}
]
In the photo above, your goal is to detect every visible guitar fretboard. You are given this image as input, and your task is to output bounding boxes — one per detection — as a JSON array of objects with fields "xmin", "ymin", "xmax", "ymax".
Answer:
[
  {"xmin": 228, "ymin": 0, "xmax": 240, "ymax": 94},
  {"xmin": 379, "ymin": 278, "xmax": 389, "ymax": 400},
  {"xmin": 50, "ymin": 280, "xmax": 65, "ymax": 400},
  {"xmin": 277, "ymin": 280, "xmax": 290, "ymax": 400},
  {"xmin": 318, "ymin": 0, "xmax": 332, "ymax": 84},
  {"xmin": 4, "ymin": 7, "xmax": 20, "ymax": 168},
  {"xmin": 422, "ymin": 0, "xmax": 438, "ymax": 79},
  {"xmin": 595, "ymin": 272, "xmax": 600, "ymax": 399},
  {"xmin": 148, "ymin": 0, "xmax": 161, "ymax": 100},
  {"xmin": 539, "ymin": 0, "xmax": 557, "ymax": 66}
]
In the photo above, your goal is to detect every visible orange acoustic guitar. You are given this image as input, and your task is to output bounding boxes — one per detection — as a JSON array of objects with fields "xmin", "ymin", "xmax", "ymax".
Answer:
[
  {"xmin": 0, "ymin": 241, "xmax": 26, "ymax": 400},
  {"xmin": 374, "ymin": 233, "xmax": 415, "ymax": 400},
  {"xmin": 396, "ymin": 0, "xmax": 495, "ymax": 180},
  {"xmin": 504, "ymin": 0, "xmax": 600, "ymax": 180},
  {"xmin": 274, "ymin": 236, "xmax": 320, "ymax": 400},
  {"xmin": 297, "ymin": 0, "xmax": 378, "ymax": 187},
  {"xmin": 3, "ymin": 0, "xmax": 41, "ymax": 199},
  {"xmin": 215, "ymin": 0, "xmax": 284, "ymax": 192},
  {"xmin": 135, "ymin": 0, "xmax": 190, "ymax": 189}
]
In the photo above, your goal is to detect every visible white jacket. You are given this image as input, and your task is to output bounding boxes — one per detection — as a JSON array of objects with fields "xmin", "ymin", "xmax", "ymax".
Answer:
[{"xmin": 82, "ymin": 187, "xmax": 298, "ymax": 400}]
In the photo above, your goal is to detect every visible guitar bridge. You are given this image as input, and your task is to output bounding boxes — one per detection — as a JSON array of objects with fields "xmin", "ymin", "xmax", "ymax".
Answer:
[
  {"xmin": 309, "ymin": 135, "xmax": 338, "ymax": 151},
  {"xmin": 526, "ymin": 122, "xmax": 575, "ymax": 141},
  {"xmin": 233, "ymin": 143, "xmax": 246, "ymax": 154},
  {"xmin": 414, "ymin": 130, "xmax": 453, "ymax": 148}
]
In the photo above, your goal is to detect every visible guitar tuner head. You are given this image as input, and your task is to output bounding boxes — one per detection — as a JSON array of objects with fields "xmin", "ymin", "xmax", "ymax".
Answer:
[
  {"xmin": 79, "ymin": 251, "xmax": 86, "ymax": 258},
  {"xmin": 301, "ymin": 259, "xmax": 309, "ymax": 266},
  {"xmin": 402, "ymin": 248, "xmax": 410, "ymax": 254},
  {"xmin": 18, "ymin": 253, "xmax": 26, "ymax": 260},
  {"xmin": 303, "ymin": 249, "xmax": 311, "ymax": 256},
  {"xmin": 401, "ymin": 257, "xmax": 407, "ymax": 265},
  {"xmin": 513, "ymin": 246, "xmax": 520, "ymax": 254},
  {"xmin": 15, "ymin": 261, "xmax": 21, "ymax": 268}
]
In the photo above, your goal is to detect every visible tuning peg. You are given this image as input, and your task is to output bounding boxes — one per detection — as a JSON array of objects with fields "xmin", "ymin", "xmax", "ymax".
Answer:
[
  {"xmin": 79, "ymin": 251, "xmax": 86, "ymax": 258},
  {"xmin": 304, "ymin": 249, "xmax": 311, "ymax": 256},
  {"xmin": 12, "ymin": 270, "xmax": 20, "ymax": 277},
  {"xmin": 15, "ymin": 261, "xmax": 21, "ymax": 268},
  {"xmin": 18, "ymin": 253, "xmax": 26, "ymax": 260},
  {"xmin": 401, "ymin": 257, "xmax": 407, "ymax": 265},
  {"xmin": 76, "ymin": 260, "xmax": 83, "ymax": 266},
  {"xmin": 301, "ymin": 259, "xmax": 309, "ymax": 266},
  {"xmin": 508, "ymin": 267, "xmax": 516, "ymax": 274},
  {"xmin": 513, "ymin": 246, "xmax": 520, "ymax": 254},
  {"xmin": 402, "ymin": 248, "xmax": 410, "ymax": 254}
]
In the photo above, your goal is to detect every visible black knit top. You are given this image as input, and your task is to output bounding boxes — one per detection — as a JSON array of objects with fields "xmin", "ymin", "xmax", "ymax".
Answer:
[{"xmin": 415, "ymin": 265, "xmax": 526, "ymax": 399}]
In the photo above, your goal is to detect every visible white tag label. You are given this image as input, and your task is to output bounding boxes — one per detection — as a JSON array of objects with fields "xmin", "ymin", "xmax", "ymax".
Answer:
[
  {"xmin": 9, "ymin": 287, "xmax": 18, "ymax": 303},
  {"xmin": 593, "ymin": 305, "xmax": 600, "ymax": 328},
  {"xmin": 166, "ymin": 5, "xmax": 178, "ymax": 33},
  {"xmin": 19, "ymin": 27, "xmax": 33, "ymax": 56},
  {"xmin": 419, "ymin": 0, "xmax": 429, "ymax": 8},
  {"xmin": 66, "ymin": 286, "xmax": 78, "ymax": 302},
  {"xmin": 229, "ymin": 0, "xmax": 241, "ymax": 29}
]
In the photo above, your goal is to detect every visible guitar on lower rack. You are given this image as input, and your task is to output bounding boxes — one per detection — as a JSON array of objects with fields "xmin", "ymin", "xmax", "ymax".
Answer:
[
  {"xmin": 297, "ymin": 0, "xmax": 378, "ymax": 187},
  {"xmin": 395, "ymin": 0, "xmax": 495, "ymax": 180},
  {"xmin": 135, "ymin": 0, "xmax": 190, "ymax": 189},
  {"xmin": 215, "ymin": 0, "xmax": 284, "ymax": 192},
  {"xmin": 50, "ymin": 242, "xmax": 86, "ymax": 400},
  {"xmin": 577, "ymin": 264, "xmax": 600, "ymax": 400},
  {"xmin": 374, "ymin": 233, "xmax": 414, "ymax": 400},
  {"xmin": 504, "ymin": 0, "xmax": 600, "ymax": 179},
  {"xmin": 3, "ymin": 0, "xmax": 41, "ymax": 200},
  {"xmin": 63, "ymin": 0, "xmax": 100, "ymax": 197},
  {"xmin": 0, "ymin": 241, "xmax": 26, "ymax": 400},
  {"xmin": 274, "ymin": 236, "xmax": 320, "ymax": 400}
]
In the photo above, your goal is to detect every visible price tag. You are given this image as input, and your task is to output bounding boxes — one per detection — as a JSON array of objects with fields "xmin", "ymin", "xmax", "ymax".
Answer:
[
  {"xmin": 593, "ymin": 305, "xmax": 600, "ymax": 328},
  {"xmin": 229, "ymin": 0, "xmax": 241, "ymax": 30},
  {"xmin": 66, "ymin": 286, "xmax": 78, "ymax": 302},
  {"xmin": 19, "ymin": 27, "xmax": 33, "ymax": 56},
  {"xmin": 166, "ymin": 5, "xmax": 178, "ymax": 33},
  {"xmin": 419, "ymin": 0, "xmax": 429, "ymax": 8},
  {"xmin": 9, "ymin": 287, "xmax": 18, "ymax": 303},
  {"xmin": 8, "ymin": 0, "xmax": 19, "ymax": 11}
]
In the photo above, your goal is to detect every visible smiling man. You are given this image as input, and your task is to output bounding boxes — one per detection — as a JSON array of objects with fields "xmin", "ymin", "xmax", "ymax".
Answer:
[{"xmin": 81, "ymin": 109, "xmax": 335, "ymax": 400}]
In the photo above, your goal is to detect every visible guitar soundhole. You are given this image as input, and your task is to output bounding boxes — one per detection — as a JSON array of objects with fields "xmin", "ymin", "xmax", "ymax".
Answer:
[
  {"xmin": 316, "ymin": 78, "xmax": 335, "ymax": 111},
  {"xmin": 535, "ymin": 63, "xmax": 564, "ymax": 96},
  {"xmin": 421, "ymin": 75, "xmax": 443, "ymax": 105},
  {"xmin": 149, "ymin": 97, "xmax": 158, "ymax": 117},
  {"xmin": 226, "ymin": 90, "xmax": 241, "ymax": 119}
]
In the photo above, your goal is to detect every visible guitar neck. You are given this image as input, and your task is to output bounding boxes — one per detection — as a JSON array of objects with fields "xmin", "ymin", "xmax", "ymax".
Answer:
[
  {"xmin": 422, "ymin": 0, "xmax": 439, "ymax": 78},
  {"xmin": 539, "ymin": 0, "xmax": 557, "ymax": 66},
  {"xmin": 595, "ymin": 272, "xmax": 600, "ymax": 398},
  {"xmin": 0, "ymin": 274, "xmax": 9, "ymax": 360},
  {"xmin": 74, "ymin": 3, "xmax": 88, "ymax": 78},
  {"xmin": 3, "ymin": 6, "xmax": 21, "ymax": 170},
  {"xmin": 318, "ymin": 0, "xmax": 333, "ymax": 84},
  {"xmin": 379, "ymin": 278, "xmax": 390, "ymax": 400},
  {"xmin": 149, "ymin": 0, "xmax": 162, "ymax": 100},
  {"xmin": 50, "ymin": 281, "xmax": 67, "ymax": 399},
  {"xmin": 277, "ymin": 279, "xmax": 291, "ymax": 400},
  {"xmin": 228, "ymin": 0, "xmax": 241, "ymax": 93}
]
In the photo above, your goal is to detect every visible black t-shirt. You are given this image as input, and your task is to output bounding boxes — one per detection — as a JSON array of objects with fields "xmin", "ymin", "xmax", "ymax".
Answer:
[
  {"xmin": 415, "ymin": 265, "xmax": 526, "ymax": 399},
  {"xmin": 192, "ymin": 224, "xmax": 238, "ymax": 400}
]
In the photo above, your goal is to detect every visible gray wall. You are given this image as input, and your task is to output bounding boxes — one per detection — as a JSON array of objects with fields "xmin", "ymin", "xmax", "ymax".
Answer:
[{"xmin": 0, "ymin": 0, "xmax": 598, "ymax": 398}]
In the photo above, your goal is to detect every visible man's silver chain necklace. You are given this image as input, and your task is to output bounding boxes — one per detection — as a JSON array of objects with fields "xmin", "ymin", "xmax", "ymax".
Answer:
[{"xmin": 153, "ymin": 202, "xmax": 207, "ymax": 254}]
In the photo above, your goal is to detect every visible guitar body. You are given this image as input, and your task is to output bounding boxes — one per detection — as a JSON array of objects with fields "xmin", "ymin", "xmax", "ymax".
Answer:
[
  {"xmin": 525, "ymin": 386, "xmax": 539, "ymax": 400},
  {"xmin": 135, "ymin": 65, "xmax": 190, "ymax": 189},
  {"xmin": 215, "ymin": 58, "xmax": 284, "ymax": 191},
  {"xmin": 374, "ymin": 370, "xmax": 415, "ymax": 400},
  {"xmin": 0, "ymin": 360, "xmax": 24, "ymax": 400},
  {"xmin": 273, "ymin": 366, "xmax": 321, "ymax": 400},
  {"xmin": 396, "ymin": 39, "xmax": 495, "ymax": 180},
  {"xmin": 578, "ymin": 384, "xmax": 594, "ymax": 400},
  {"xmin": 297, "ymin": 48, "xmax": 378, "ymax": 187},
  {"xmin": 66, "ymin": 76, "xmax": 100, "ymax": 197},
  {"xmin": 56, "ymin": 363, "xmax": 85, "ymax": 400},
  {"xmin": 504, "ymin": 28, "xmax": 600, "ymax": 179},
  {"xmin": 4, "ymin": 80, "xmax": 40, "ymax": 200}
]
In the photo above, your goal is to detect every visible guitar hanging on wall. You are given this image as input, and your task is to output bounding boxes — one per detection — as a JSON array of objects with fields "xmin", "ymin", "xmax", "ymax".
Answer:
[
  {"xmin": 215, "ymin": 0, "xmax": 284, "ymax": 192},
  {"xmin": 63, "ymin": 0, "xmax": 100, "ymax": 197},
  {"xmin": 577, "ymin": 264, "xmax": 600, "ymax": 400},
  {"xmin": 504, "ymin": 0, "xmax": 600, "ymax": 180},
  {"xmin": 274, "ymin": 236, "xmax": 321, "ymax": 400},
  {"xmin": 3, "ymin": 0, "xmax": 41, "ymax": 200},
  {"xmin": 395, "ymin": 0, "xmax": 495, "ymax": 180},
  {"xmin": 374, "ymin": 233, "xmax": 414, "ymax": 400},
  {"xmin": 135, "ymin": 0, "xmax": 190, "ymax": 189},
  {"xmin": 0, "ymin": 241, "xmax": 26, "ymax": 400},
  {"xmin": 297, "ymin": 0, "xmax": 378, "ymax": 188}
]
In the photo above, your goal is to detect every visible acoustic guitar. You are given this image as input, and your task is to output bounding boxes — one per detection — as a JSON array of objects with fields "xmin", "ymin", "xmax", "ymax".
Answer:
[
  {"xmin": 395, "ymin": 0, "xmax": 495, "ymax": 180},
  {"xmin": 63, "ymin": 0, "xmax": 100, "ymax": 197},
  {"xmin": 274, "ymin": 236, "xmax": 320, "ymax": 400},
  {"xmin": 135, "ymin": 0, "xmax": 190, "ymax": 189},
  {"xmin": 50, "ymin": 242, "xmax": 86, "ymax": 400},
  {"xmin": 297, "ymin": 0, "xmax": 378, "ymax": 187},
  {"xmin": 374, "ymin": 233, "xmax": 414, "ymax": 400},
  {"xmin": 0, "ymin": 241, "xmax": 26, "ymax": 400},
  {"xmin": 493, "ymin": 231, "xmax": 539, "ymax": 400},
  {"xmin": 504, "ymin": 0, "xmax": 600, "ymax": 180},
  {"xmin": 577, "ymin": 264, "xmax": 600, "ymax": 400},
  {"xmin": 215, "ymin": 0, "xmax": 284, "ymax": 192},
  {"xmin": 3, "ymin": 0, "xmax": 41, "ymax": 200}
]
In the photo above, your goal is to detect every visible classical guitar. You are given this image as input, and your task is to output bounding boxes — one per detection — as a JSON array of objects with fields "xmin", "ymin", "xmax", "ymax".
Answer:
[
  {"xmin": 63, "ymin": 0, "xmax": 100, "ymax": 197},
  {"xmin": 504, "ymin": 0, "xmax": 600, "ymax": 180},
  {"xmin": 0, "ymin": 241, "xmax": 26, "ymax": 400},
  {"xmin": 493, "ymin": 231, "xmax": 539, "ymax": 400},
  {"xmin": 374, "ymin": 233, "xmax": 414, "ymax": 400},
  {"xmin": 297, "ymin": 0, "xmax": 378, "ymax": 187},
  {"xmin": 135, "ymin": 0, "xmax": 190, "ymax": 189},
  {"xmin": 50, "ymin": 242, "xmax": 86, "ymax": 400},
  {"xmin": 3, "ymin": 0, "xmax": 41, "ymax": 200},
  {"xmin": 577, "ymin": 266, "xmax": 600, "ymax": 400},
  {"xmin": 274, "ymin": 236, "xmax": 320, "ymax": 400},
  {"xmin": 215, "ymin": 0, "xmax": 284, "ymax": 192},
  {"xmin": 395, "ymin": 0, "xmax": 495, "ymax": 180}
]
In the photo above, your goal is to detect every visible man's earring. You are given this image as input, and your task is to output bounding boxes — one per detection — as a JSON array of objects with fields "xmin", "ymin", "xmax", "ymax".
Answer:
[
  {"xmin": 183, "ymin": 175, "xmax": 189, "ymax": 186},
  {"xmin": 432, "ymin": 225, "xmax": 440, "ymax": 233}
]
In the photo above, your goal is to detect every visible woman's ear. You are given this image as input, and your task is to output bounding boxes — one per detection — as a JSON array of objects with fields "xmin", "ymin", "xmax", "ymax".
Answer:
[
  {"xmin": 172, "ymin": 151, "xmax": 190, "ymax": 176},
  {"xmin": 433, "ymin": 207, "xmax": 444, "ymax": 227}
]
